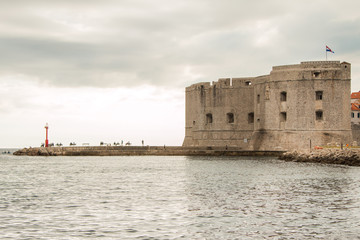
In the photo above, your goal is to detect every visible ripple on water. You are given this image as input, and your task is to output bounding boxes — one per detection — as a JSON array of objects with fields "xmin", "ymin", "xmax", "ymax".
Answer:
[{"xmin": 0, "ymin": 155, "xmax": 360, "ymax": 239}]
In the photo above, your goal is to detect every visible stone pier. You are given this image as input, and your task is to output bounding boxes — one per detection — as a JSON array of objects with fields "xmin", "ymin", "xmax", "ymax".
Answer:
[{"xmin": 13, "ymin": 146, "xmax": 284, "ymax": 157}]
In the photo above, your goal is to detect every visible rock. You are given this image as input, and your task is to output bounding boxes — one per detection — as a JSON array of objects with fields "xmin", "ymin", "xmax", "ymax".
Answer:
[{"xmin": 280, "ymin": 148, "xmax": 360, "ymax": 166}]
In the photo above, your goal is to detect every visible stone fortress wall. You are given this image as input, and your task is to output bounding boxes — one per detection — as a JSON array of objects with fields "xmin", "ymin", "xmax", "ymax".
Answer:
[{"xmin": 183, "ymin": 61, "xmax": 352, "ymax": 151}]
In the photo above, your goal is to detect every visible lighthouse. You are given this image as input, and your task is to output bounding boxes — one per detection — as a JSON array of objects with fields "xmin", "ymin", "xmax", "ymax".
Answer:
[{"xmin": 45, "ymin": 123, "xmax": 49, "ymax": 147}]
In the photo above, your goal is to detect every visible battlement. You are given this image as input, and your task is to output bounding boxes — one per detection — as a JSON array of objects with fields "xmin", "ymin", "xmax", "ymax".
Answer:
[
  {"xmin": 186, "ymin": 82, "xmax": 210, "ymax": 91},
  {"xmin": 272, "ymin": 61, "xmax": 343, "ymax": 72},
  {"xmin": 187, "ymin": 76, "xmax": 265, "ymax": 91},
  {"xmin": 301, "ymin": 60, "xmax": 340, "ymax": 65},
  {"xmin": 300, "ymin": 61, "xmax": 341, "ymax": 69},
  {"xmin": 272, "ymin": 64, "xmax": 300, "ymax": 71},
  {"xmin": 186, "ymin": 61, "xmax": 350, "ymax": 93},
  {"xmin": 213, "ymin": 78, "xmax": 231, "ymax": 87}
]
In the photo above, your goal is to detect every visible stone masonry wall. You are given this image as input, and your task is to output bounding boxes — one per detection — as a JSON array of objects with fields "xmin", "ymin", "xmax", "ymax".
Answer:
[{"xmin": 183, "ymin": 61, "xmax": 352, "ymax": 151}]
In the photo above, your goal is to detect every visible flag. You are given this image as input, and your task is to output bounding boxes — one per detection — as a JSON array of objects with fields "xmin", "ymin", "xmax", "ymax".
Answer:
[{"xmin": 326, "ymin": 45, "xmax": 334, "ymax": 53}]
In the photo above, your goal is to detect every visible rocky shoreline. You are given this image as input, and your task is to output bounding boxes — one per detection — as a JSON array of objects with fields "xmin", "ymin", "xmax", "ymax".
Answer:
[{"xmin": 279, "ymin": 148, "xmax": 360, "ymax": 166}]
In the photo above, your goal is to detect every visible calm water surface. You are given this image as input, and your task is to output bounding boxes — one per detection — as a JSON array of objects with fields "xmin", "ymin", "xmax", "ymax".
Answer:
[{"xmin": 1, "ymin": 154, "xmax": 360, "ymax": 239}]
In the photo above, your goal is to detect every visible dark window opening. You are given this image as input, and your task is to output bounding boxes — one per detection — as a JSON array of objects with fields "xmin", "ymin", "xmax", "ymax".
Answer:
[
  {"xmin": 245, "ymin": 81, "xmax": 252, "ymax": 86},
  {"xmin": 313, "ymin": 71, "xmax": 321, "ymax": 77},
  {"xmin": 316, "ymin": 91, "xmax": 323, "ymax": 100},
  {"xmin": 358, "ymin": 113, "xmax": 360, "ymax": 118},
  {"xmin": 280, "ymin": 112, "xmax": 287, "ymax": 122},
  {"xmin": 227, "ymin": 113, "xmax": 234, "ymax": 123},
  {"xmin": 206, "ymin": 113, "xmax": 213, "ymax": 124},
  {"xmin": 280, "ymin": 91, "xmax": 287, "ymax": 102},
  {"xmin": 200, "ymin": 85, "xmax": 204, "ymax": 96},
  {"xmin": 352, "ymin": 112, "xmax": 355, "ymax": 118},
  {"xmin": 193, "ymin": 121, "xmax": 196, "ymax": 125},
  {"xmin": 257, "ymin": 94, "xmax": 260, "ymax": 103},
  {"xmin": 316, "ymin": 111, "xmax": 323, "ymax": 120},
  {"xmin": 248, "ymin": 112, "xmax": 254, "ymax": 124}
]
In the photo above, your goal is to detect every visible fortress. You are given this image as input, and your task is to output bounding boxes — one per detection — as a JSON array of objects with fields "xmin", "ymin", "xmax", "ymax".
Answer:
[
  {"xmin": 183, "ymin": 61, "xmax": 352, "ymax": 151},
  {"xmin": 14, "ymin": 60, "xmax": 355, "ymax": 157}
]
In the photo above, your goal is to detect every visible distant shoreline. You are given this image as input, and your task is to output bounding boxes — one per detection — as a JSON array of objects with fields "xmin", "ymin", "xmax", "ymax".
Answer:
[{"xmin": 1, "ymin": 148, "xmax": 20, "ymax": 154}]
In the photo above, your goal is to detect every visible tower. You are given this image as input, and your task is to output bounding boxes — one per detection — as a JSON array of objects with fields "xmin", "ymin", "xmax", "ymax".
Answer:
[{"xmin": 44, "ymin": 123, "xmax": 49, "ymax": 147}]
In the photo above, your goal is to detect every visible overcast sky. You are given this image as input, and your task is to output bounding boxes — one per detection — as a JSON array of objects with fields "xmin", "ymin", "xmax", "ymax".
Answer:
[{"xmin": 1, "ymin": 0, "xmax": 360, "ymax": 148}]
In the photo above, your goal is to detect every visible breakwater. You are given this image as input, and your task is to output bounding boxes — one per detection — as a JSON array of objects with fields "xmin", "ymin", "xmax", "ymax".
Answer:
[
  {"xmin": 12, "ymin": 146, "xmax": 360, "ymax": 166},
  {"xmin": 279, "ymin": 148, "xmax": 360, "ymax": 166},
  {"xmin": 13, "ymin": 146, "xmax": 284, "ymax": 157}
]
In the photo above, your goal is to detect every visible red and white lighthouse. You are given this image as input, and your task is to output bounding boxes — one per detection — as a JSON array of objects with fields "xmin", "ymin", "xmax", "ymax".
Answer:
[{"xmin": 44, "ymin": 123, "xmax": 49, "ymax": 147}]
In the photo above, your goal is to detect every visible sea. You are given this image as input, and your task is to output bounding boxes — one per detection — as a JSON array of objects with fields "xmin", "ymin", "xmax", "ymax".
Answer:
[{"xmin": 1, "ymin": 152, "xmax": 360, "ymax": 239}]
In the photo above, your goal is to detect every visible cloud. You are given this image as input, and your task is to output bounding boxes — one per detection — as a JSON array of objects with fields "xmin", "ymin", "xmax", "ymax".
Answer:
[
  {"xmin": 1, "ymin": 1, "xmax": 360, "ymax": 89},
  {"xmin": 1, "ymin": 0, "xmax": 360, "ymax": 147},
  {"xmin": 7, "ymin": 0, "xmax": 360, "ymax": 88}
]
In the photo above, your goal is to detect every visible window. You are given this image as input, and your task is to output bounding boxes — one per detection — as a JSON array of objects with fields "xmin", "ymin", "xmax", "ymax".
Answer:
[
  {"xmin": 316, "ymin": 111, "xmax": 323, "ymax": 120},
  {"xmin": 313, "ymin": 71, "xmax": 321, "ymax": 78},
  {"xmin": 280, "ymin": 91, "xmax": 287, "ymax": 102},
  {"xmin": 227, "ymin": 113, "xmax": 234, "ymax": 123},
  {"xmin": 200, "ymin": 85, "xmax": 204, "ymax": 96},
  {"xmin": 358, "ymin": 113, "xmax": 360, "ymax": 118},
  {"xmin": 248, "ymin": 112, "xmax": 254, "ymax": 124},
  {"xmin": 206, "ymin": 113, "xmax": 213, "ymax": 124},
  {"xmin": 280, "ymin": 112, "xmax": 287, "ymax": 122},
  {"xmin": 352, "ymin": 112, "xmax": 355, "ymax": 118},
  {"xmin": 245, "ymin": 81, "xmax": 252, "ymax": 86},
  {"xmin": 257, "ymin": 94, "xmax": 260, "ymax": 103},
  {"xmin": 193, "ymin": 121, "xmax": 196, "ymax": 125},
  {"xmin": 316, "ymin": 91, "xmax": 323, "ymax": 100}
]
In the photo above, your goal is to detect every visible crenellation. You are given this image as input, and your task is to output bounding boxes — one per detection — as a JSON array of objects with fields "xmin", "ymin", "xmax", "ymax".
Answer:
[
  {"xmin": 272, "ymin": 64, "xmax": 300, "ymax": 71},
  {"xmin": 231, "ymin": 77, "xmax": 256, "ymax": 87},
  {"xmin": 186, "ymin": 82, "xmax": 211, "ymax": 91},
  {"xmin": 301, "ymin": 61, "xmax": 340, "ymax": 67},
  {"xmin": 217, "ymin": 78, "xmax": 231, "ymax": 87}
]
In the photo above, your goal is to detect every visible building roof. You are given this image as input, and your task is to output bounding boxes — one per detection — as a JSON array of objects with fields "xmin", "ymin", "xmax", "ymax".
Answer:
[
  {"xmin": 351, "ymin": 92, "xmax": 360, "ymax": 99},
  {"xmin": 352, "ymin": 103, "xmax": 360, "ymax": 111}
]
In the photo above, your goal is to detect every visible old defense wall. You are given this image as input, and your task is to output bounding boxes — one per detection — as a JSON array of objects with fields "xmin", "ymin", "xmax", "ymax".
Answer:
[{"xmin": 183, "ymin": 61, "xmax": 352, "ymax": 151}]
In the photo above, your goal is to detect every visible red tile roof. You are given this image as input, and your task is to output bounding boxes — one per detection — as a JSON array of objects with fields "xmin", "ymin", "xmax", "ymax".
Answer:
[
  {"xmin": 352, "ymin": 103, "xmax": 360, "ymax": 111},
  {"xmin": 351, "ymin": 92, "xmax": 360, "ymax": 99}
]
